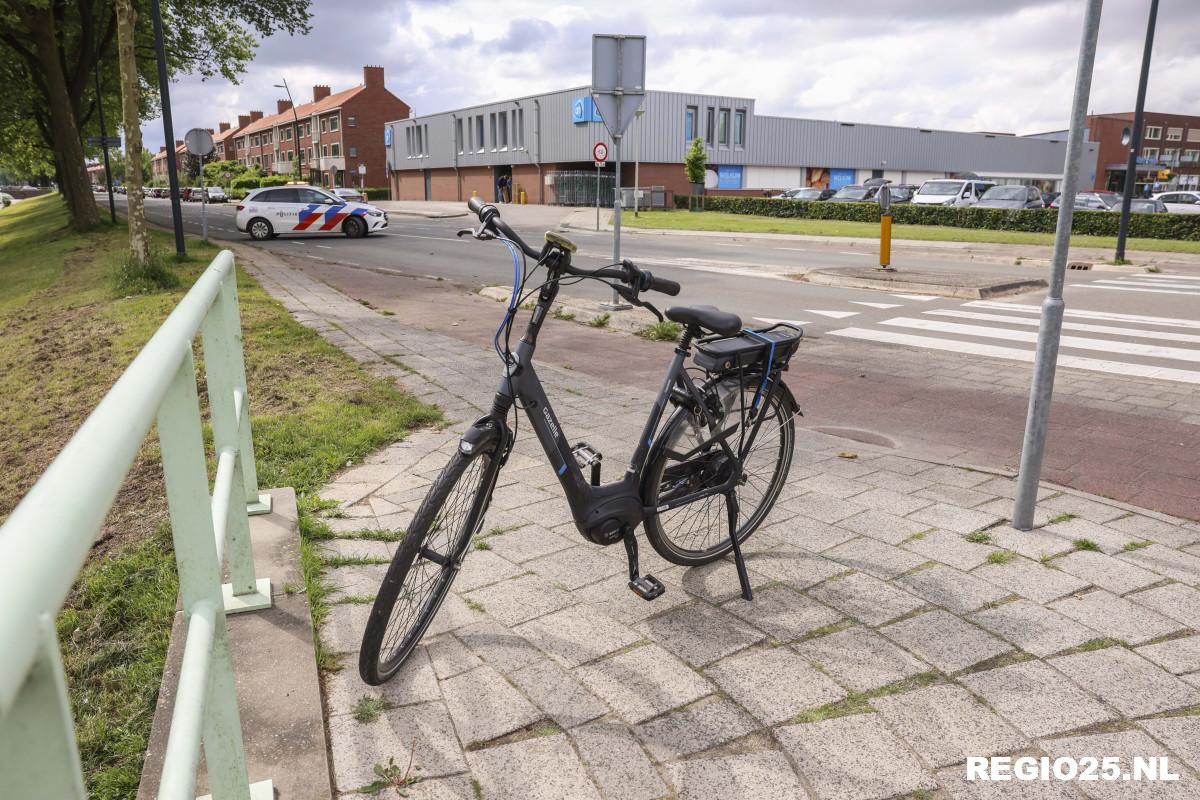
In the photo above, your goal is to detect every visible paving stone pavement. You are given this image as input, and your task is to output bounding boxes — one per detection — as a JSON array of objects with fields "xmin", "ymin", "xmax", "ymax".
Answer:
[{"xmin": 246, "ymin": 251, "xmax": 1200, "ymax": 799}]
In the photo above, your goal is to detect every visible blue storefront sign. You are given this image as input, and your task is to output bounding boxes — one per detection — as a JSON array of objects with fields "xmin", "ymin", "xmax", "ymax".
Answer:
[
  {"xmin": 829, "ymin": 168, "xmax": 856, "ymax": 189},
  {"xmin": 572, "ymin": 96, "xmax": 604, "ymax": 124},
  {"xmin": 716, "ymin": 165, "xmax": 744, "ymax": 189}
]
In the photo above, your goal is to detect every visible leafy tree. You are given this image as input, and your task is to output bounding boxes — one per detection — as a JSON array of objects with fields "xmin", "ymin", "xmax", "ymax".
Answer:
[
  {"xmin": 0, "ymin": 0, "xmax": 312, "ymax": 229},
  {"xmin": 109, "ymin": 148, "xmax": 153, "ymax": 184},
  {"xmin": 684, "ymin": 137, "xmax": 707, "ymax": 186}
]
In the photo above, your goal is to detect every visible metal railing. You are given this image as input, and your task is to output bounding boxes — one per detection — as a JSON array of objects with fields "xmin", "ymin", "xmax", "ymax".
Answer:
[{"xmin": 0, "ymin": 250, "xmax": 274, "ymax": 799}]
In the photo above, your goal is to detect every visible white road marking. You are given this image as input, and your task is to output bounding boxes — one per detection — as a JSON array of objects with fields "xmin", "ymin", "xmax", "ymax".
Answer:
[
  {"xmin": 1096, "ymin": 278, "xmax": 1200, "ymax": 289},
  {"xmin": 838, "ymin": 251, "xmax": 872, "ymax": 257},
  {"xmin": 964, "ymin": 301, "xmax": 1200, "ymax": 330},
  {"xmin": 1141, "ymin": 273, "xmax": 1200, "ymax": 281},
  {"xmin": 881, "ymin": 317, "xmax": 1200, "ymax": 362},
  {"xmin": 926, "ymin": 309, "xmax": 1200, "ymax": 344},
  {"xmin": 778, "ymin": 247, "xmax": 812, "ymax": 252},
  {"xmin": 828, "ymin": 327, "xmax": 1200, "ymax": 384},
  {"xmin": 315, "ymin": 244, "xmax": 332, "ymax": 249},
  {"xmin": 804, "ymin": 309, "xmax": 860, "ymax": 319},
  {"xmin": 709, "ymin": 242, "xmax": 742, "ymax": 247},
  {"xmin": 891, "ymin": 294, "xmax": 939, "ymax": 301},
  {"xmin": 305, "ymin": 255, "xmax": 324, "ymax": 261},
  {"xmin": 851, "ymin": 301, "xmax": 903, "ymax": 309},
  {"xmin": 289, "ymin": 240, "xmax": 304, "ymax": 245},
  {"xmin": 1075, "ymin": 284, "xmax": 1200, "ymax": 297},
  {"xmin": 755, "ymin": 316, "xmax": 810, "ymax": 327}
]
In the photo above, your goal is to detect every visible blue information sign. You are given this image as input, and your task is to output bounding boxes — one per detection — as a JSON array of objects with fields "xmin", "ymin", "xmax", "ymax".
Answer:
[
  {"xmin": 829, "ymin": 168, "xmax": 856, "ymax": 189},
  {"xmin": 716, "ymin": 165, "xmax": 744, "ymax": 189}
]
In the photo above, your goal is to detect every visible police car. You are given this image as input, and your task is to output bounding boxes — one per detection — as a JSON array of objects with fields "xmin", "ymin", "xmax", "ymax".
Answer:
[{"xmin": 235, "ymin": 184, "xmax": 388, "ymax": 240}]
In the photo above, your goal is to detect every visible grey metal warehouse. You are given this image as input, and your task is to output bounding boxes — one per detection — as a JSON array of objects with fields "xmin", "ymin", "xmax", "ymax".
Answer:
[{"xmin": 384, "ymin": 86, "xmax": 1098, "ymax": 205}]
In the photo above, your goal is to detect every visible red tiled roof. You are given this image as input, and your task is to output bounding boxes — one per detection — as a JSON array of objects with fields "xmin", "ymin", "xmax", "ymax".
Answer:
[{"xmin": 235, "ymin": 85, "xmax": 366, "ymax": 138}]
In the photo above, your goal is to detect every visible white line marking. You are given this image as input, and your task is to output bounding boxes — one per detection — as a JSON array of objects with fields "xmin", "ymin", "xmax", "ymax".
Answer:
[
  {"xmin": 1098, "ymin": 279, "xmax": 1200, "ymax": 289},
  {"xmin": 289, "ymin": 240, "xmax": 304, "ymax": 245},
  {"xmin": 709, "ymin": 242, "xmax": 742, "ymax": 247},
  {"xmin": 827, "ymin": 327, "xmax": 1200, "ymax": 384},
  {"xmin": 964, "ymin": 300, "xmax": 1200, "ymax": 330},
  {"xmin": 315, "ymin": 244, "xmax": 332, "ymax": 249},
  {"xmin": 755, "ymin": 316, "xmax": 810, "ymax": 327},
  {"xmin": 851, "ymin": 301, "xmax": 903, "ymax": 309},
  {"xmin": 892, "ymin": 294, "xmax": 939, "ymax": 301},
  {"xmin": 778, "ymin": 247, "xmax": 812, "ymax": 252},
  {"xmin": 882, "ymin": 317, "xmax": 1200, "ymax": 362},
  {"xmin": 1141, "ymin": 273, "xmax": 1200, "ymax": 281},
  {"xmin": 305, "ymin": 255, "xmax": 324, "ymax": 261},
  {"xmin": 838, "ymin": 251, "xmax": 872, "ymax": 257},
  {"xmin": 805, "ymin": 309, "xmax": 860, "ymax": 319},
  {"xmin": 926, "ymin": 309, "xmax": 1200, "ymax": 344},
  {"xmin": 1075, "ymin": 284, "xmax": 1200, "ymax": 297}
]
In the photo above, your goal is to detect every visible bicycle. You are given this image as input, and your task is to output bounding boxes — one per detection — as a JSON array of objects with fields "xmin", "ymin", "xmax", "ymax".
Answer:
[{"xmin": 359, "ymin": 198, "xmax": 803, "ymax": 685}]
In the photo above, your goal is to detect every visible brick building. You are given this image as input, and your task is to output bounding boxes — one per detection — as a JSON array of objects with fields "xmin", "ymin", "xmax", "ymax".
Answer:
[
  {"xmin": 1084, "ymin": 112, "xmax": 1200, "ymax": 193},
  {"xmin": 384, "ymin": 87, "xmax": 1096, "ymax": 205},
  {"xmin": 225, "ymin": 66, "xmax": 409, "ymax": 189},
  {"xmin": 151, "ymin": 140, "xmax": 187, "ymax": 181}
]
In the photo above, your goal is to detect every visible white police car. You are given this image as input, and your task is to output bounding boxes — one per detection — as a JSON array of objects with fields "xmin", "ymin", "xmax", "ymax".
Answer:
[{"xmin": 235, "ymin": 184, "xmax": 387, "ymax": 240}]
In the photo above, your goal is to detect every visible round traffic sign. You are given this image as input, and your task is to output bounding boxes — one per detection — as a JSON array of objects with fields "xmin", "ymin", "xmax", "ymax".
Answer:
[{"xmin": 593, "ymin": 141, "xmax": 608, "ymax": 163}]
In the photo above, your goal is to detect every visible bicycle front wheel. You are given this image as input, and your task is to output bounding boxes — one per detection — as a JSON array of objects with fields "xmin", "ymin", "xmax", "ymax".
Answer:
[
  {"xmin": 643, "ymin": 377, "xmax": 796, "ymax": 566},
  {"xmin": 359, "ymin": 448, "xmax": 497, "ymax": 685}
]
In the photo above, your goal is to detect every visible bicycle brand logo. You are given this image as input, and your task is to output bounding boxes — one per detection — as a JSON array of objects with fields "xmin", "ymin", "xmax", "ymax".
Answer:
[{"xmin": 543, "ymin": 406, "xmax": 560, "ymax": 441}]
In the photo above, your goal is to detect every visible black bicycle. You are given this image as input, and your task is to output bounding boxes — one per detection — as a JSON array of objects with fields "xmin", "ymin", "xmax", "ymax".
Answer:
[{"xmin": 359, "ymin": 198, "xmax": 802, "ymax": 684}]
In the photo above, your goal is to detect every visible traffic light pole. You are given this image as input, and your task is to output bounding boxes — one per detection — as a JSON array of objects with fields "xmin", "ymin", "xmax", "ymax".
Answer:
[{"xmin": 1115, "ymin": 0, "xmax": 1159, "ymax": 263}]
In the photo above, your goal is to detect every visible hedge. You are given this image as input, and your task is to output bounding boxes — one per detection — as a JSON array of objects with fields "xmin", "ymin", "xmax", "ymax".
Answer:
[
  {"xmin": 364, "ymin": 187, "xmax": 391, "ymax": 201},
  {"xmin": 259, "ymin": 175, "xmax": 289, "ymax": 188},
  {"xmin": 230, "ymin": 175, "xmax": 261, "ymax": 191},
  {"xmin": 670, "ymin": 196, "xmax": 1200, "ymax": 241}
]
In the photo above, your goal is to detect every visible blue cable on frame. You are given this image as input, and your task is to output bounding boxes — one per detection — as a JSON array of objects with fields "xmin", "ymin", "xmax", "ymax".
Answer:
[
  {"xmin": 493, "ymin": 238, "xmax": 523, "ymax": 362},
  {"xmin": 741, "ymin": 328, "xmax": 775, "ymax": 413}
]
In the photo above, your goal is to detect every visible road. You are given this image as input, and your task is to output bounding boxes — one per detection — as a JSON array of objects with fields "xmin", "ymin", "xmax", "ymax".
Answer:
[{"xmin": 111, "ymin": 194, "xmax": 1200, "ymax": 519}]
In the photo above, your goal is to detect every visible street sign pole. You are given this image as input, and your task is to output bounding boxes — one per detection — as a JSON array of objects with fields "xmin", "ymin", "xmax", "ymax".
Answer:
[
  {"xmin": 184, "ymin": 128, "xmax": 215, "ymax": 244},
  {"xmin": 1012, "ymin": 0, "xmax": 1104, "ymax": 531},
  {"xmin": 93, "ymin": 59, "xmax": 116, "ymax": 224},
  {"xmin": 200, "ymin": 152, "xmax": 208, "ymax": 242},
  {"xmin": 607, "ymin": 134, "xmax": 626, "ymax": 309},
  {"xmin": 595, "ymin": 162, "xmax": 601, "ymax": 231},
  {"xmin": 1115, "ymin": 0, "xmax": 1158, "ymax": 262}
]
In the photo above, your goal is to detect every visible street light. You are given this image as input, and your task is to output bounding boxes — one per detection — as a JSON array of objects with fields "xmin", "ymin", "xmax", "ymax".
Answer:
[
  {"xmin": 274, "ymin": 80, "xmax": 303, "ymax": 182},
  {"xmin": 1115, "ymin": 0, "xmax": 1159, "ymax": 262}
]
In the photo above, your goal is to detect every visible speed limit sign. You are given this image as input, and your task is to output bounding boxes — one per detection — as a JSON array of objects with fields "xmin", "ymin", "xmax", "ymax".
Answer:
[{"xmin": 592, "ymin": 141, "xmax": 608, "ymax": 163}]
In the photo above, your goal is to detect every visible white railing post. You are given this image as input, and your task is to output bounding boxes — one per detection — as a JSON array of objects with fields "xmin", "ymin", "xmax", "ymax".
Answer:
[
  {"xmin": 0, "ymin": 616, "xmax": 87, "ymax": 799},
  {"xmin": 158, "ymin": 351, "xmax": 260, "ymax": 800},
  {"xmin": 202, "ymin": 270, "xmax": 271, "ymax": 613}
]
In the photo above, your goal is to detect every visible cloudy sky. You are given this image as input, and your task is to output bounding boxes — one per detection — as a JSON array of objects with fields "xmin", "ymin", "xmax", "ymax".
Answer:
[{"xmin": 146, "ymin": 0, "xmax": 1199, "ymax": 152}]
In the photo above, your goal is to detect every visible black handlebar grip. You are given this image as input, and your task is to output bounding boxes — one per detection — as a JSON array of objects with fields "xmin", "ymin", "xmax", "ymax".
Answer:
[
  {"xmin": 646, "ymin": 272, "xmax": 681, "ymax": 296},
  {"xmin": 467, "ymin": 196, "xmax": 486, "ymax": 216}
]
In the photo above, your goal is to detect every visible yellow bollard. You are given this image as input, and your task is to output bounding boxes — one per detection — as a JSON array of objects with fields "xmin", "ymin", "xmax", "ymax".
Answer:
[
  {"xmin": 880, "ymin": 213, "xmax": 892, "ymax": 270},
  {"xmin": 471, "ymin": 189, "xmax": 478, "ymax": 198},
  {"xmin": 519, "ymin": 189, "xmax": 526, "ymax": 205}
]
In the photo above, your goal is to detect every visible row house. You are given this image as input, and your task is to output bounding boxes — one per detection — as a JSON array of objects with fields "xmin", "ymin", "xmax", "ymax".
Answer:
[
  {"xmin": 151, "ymin": 140, "xmax": 187, "ymax": 181},
  {"xmin": 226, "ymin": 66, "xmax": 410, "ymax": 189}
]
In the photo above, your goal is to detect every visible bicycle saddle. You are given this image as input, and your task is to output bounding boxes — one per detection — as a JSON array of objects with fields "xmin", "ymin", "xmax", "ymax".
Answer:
[{"xmin": 666, "ymin": 305, "xmax": 742, "ymax": 336}]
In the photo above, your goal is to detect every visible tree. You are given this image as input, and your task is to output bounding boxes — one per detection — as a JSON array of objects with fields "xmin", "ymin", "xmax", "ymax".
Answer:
[
  {"xmin": 110, "ymin": 149, "xmax": 153, "ymax": 184},
  {"xmin": 116, "ymin": 0, "xmax": 148, "ymax": 266},
  {"xmin": 684, "ymin": 137, "xmax": 707, "ymax": 186},
  {"xmin": 0, "ymin": 0, "xmax": 312, "ymax": 229}
]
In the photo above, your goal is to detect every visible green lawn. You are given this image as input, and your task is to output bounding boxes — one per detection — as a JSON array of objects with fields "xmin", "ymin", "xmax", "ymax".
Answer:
[
  {"xmin": 623, "ymin": 210, "xmax": 1200, "ymax": 255},
  {"xmin": 0, "ymin": 195, "xmax": 440, "ymax": 797}
]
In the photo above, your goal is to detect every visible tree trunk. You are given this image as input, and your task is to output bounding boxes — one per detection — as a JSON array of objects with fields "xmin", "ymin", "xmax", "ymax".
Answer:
[
  {"xmin": 115, "ymin": 0, "xmax": 149, "ymax": 266},
  {"xmin": 30, "ymin": 6, "xmax": 100, "ymax": 229}
]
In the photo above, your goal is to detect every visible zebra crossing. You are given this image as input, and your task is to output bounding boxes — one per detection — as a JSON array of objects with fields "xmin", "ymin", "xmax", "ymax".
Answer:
[{"xmin": 826, "ymin": 273, "xmax": 1200, "ymax": 385}]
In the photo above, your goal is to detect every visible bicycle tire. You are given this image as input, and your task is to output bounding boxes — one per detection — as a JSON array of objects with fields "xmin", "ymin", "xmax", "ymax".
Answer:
[
  {"xmin": 643, "ymin": 377, "xmax": 796, "ymax": 566},
  {"xmin": 359, "ymin": 448, "xmax": 497, "ymax": 685}
]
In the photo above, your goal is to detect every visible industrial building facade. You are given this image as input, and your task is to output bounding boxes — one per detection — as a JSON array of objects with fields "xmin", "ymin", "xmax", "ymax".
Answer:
[{"xmin": 384, "ymin": 87, "xmax": 1098, "ymax": 205}]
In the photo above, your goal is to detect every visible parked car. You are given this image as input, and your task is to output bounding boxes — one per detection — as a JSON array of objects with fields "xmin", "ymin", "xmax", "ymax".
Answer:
[
  {"xmin": 1049, "ymin": 191, "xmax": 1121, "ymax": 210},
  {"xmin": 1153, "ymin": 190, "xmax": 1200, "ymax": 214},
  {"xmin": 1109, "ymin": 198, "xmax": 1167, "ymax": 213},
  {"xmin": 776, "ymin": 187, "xmax": 833, "ymax": 201},
  {"xmin": 206, "ymin": 186, "xmax": 228, "ymax": 203},
  {"xmin": 912, "ymin": 179, "xmax": 995, "ymax": 206},
  {"xmin": 236, "ymin": 184, "xmax": 388, "ymax": 240},
  {"xmin": 0, "ymin": 192, "xmax": 13, "ymax": 208},
  {"xmin": 188, "ymin": 187, "xmax": 209, "ymax": 202},
  {"xmin": 880, "ymin": 184, "xmax": 916, "ymax": 204},
  {"xmin": 333, "ymin": 187, "xmax": 366, "ymax": 203},
  {"xmin": 828, "ymin": 185, "xmax": 876, "ymax": 203},
  {"xmin": 975, "ymin": 185, "xmax": 1045, "ymax": 209},
  {"xmin": 1041, "ymin": 191, "xmax": 1060, "ymax": 207}
]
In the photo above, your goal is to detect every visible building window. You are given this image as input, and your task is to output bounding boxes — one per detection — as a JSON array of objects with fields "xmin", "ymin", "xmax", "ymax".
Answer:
[
  {"xmin": 685, "ymin": 106, "xmax": 697, "ymax": 141},
  {"xmin": 475, "ymin": 116, "xmax": 484, "ymax": 152},
  {"xmin": 251, "ymin": 135, "xmax": 259, "ymax": 147},
  {"xmin": 423, "ymin": 124, "xmax": 429, "ymax": 156},
  {"xmin": 1144, "ymin": 126, "xmax": 1161, "ymax": 140},
  {"xmin": 1163, "ymin": 148, "xmax": 1178, "ymax": 164},
  {"xmin": 306, "ymin": 122, "xmax": 312, "ymax": 137},
  {"xmin": 329, "ymin": 115, "xmax": 339, "ymax": 132},
  {"xmin": 405, "ymin": 128, "xmax": 412, "ymax": 157},
  {"xmin": 718, "ymin": 109, "xmax": 729, "ymax": 145},
  {"xmin": 705, "ymin": 108, "xmax": 714, "ymax": 144},
  {"xmin": 331, "ymin": 143, "xmax": 340, "ymax": 157},
  {"xmin": 1188, "ymin": 129, "xmax": 1200, "ymax": 143},
  {"xmin": 414, "ymin": 126, "xmax": 422, "ymax": 156},
  {"xmin": 1166, "ymin": 127, "xmax": 1182, "ymax": 141},
  {"xmin": 456, "ymin": 118, "xmax": 464, "ymax": 154},
  {"xmin": 489, "ymin": 112, "xmax": 497, "ymax": 150},
  {"xmin": 517, "ymin": 108, "xmax": 525, "ymax": 149},
  {"xmin": 1184, "ymin": 150, "xmax": 1199, "ymax": 163},
  {"xmin": 1142, "ymin": 147, "xmax": 1159, "ymax": 160},
  {"xmin": 349, "ymin": 146, "xmax": 357, "ymax": 158},
  {"xmin": 321, "ymin": 119, "xmax": 327, "ymax": 134},
  {"xmin": 323, "ymin": 145, "xmax": 329, "ymax": 157},
  {"xmin": 499, "ymin": 111, "xmax": 508, "ymax": 149},
  {"xmin": 348, "ymin": 116, "xmax": 357, "ymax": 128},
  {"xmin": 733, "ymin": 110, "xmax": 746, "ymax": 146}
]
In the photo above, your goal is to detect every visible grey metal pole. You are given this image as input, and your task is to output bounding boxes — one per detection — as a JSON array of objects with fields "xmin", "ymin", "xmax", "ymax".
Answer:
[
  {"xmin": 610, "ymin": 134, "xmax": 624, "ymax": 307},
  {"xmin": 595, "ymin": 163, "xmax": 600, "ymax": 231},
  {"xmin": 1115, "ymin": 0, "xmax": 1158, "ymax": 262},
  {"xmin": 200, "ymin": 152, "xmax": 208, "ymax": 242},
  {"xmin": 93, "ymin": 59, "xmax": 116, "ymax": 224},
  {"xmin": 151, "ymin": 0, "xmax": 185, "ymax": 256},
  {"xmin": 1012, "ymin": 0, "xmax": 1104, "ymax": 531}
]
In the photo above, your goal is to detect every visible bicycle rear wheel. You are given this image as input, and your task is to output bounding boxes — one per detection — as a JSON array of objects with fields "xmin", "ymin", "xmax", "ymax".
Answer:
[
  {"xmin": 643, "ymin": 377, "xmax": 795, "ymax": 566},
  {"xmin": 359, "ymin": 448, "xmax": 497, "ymax": 685}
]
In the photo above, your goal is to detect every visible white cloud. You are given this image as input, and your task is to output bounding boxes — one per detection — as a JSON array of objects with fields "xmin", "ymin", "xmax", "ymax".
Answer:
[{"xmin": 141, "ymin": 0, "xmax": 1199, "ymax": 151}]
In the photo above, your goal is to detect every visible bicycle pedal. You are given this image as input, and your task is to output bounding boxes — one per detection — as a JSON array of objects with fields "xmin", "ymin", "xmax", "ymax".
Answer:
[
  {"xmin": 628, "ymin": 574, "xmax": 666, "ymax": 601},
  {"xmin": 571, "ymin": 442, "xmax": 603, "ymax": 485}
]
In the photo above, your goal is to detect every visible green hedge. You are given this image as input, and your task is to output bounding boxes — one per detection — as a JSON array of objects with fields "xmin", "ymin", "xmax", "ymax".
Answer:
[
  {"xmin": 671, "ymin": 196, "xmax": 1200, "ymax": 241},
  {"xmin": 259, "ymin": 175, "xmax": 289, "ymax": 188},
  {"xmin": 364, "ymin": 187, "xmax": 391, "ymax": 201},
  {"xmin": 230, "ymin": 175, "xmax": 260, "ymax": 191}
]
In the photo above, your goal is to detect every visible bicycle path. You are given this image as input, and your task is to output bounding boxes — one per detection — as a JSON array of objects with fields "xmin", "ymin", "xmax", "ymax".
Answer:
[{"xmin": 243, "ymin": 245, "xmax": 1200, "ymax": 800}]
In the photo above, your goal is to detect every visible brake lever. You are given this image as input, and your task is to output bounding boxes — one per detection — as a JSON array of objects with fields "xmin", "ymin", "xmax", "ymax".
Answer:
[
  {"xmin": 613, "ymin": 284, "xmax": 664, "ymax": 322},
  {"xmin": 456, "ymin": 225, "xmax": 494, "ymax": 241}
]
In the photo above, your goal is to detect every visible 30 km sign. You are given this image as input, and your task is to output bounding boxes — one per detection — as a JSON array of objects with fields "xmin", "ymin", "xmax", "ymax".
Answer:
[{"xmin": 592, "ymin": 141, "xmax": 608, "ymax": 163}]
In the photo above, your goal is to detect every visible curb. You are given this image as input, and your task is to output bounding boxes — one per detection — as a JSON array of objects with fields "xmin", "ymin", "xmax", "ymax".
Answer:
[{"xmin": 802, "ymin": 269, "xmax": 1047, "ymax": 299}]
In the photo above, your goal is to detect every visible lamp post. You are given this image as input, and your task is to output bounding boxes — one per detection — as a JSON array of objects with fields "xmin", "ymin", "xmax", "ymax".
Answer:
[
  {"xmin": 634, "ymin": 108, "xmax": 645, "ymax": 217},
  {"xmin": 274, "ymin": 80, "xmax": 303, "ymax": 182},
  {"xmin": 151, "ymin": 0, "xmax": 185, "ymax": 255},
  {"xmin": 1115, "ymin": 0, "xmax": 1159, "ymax": 262}
]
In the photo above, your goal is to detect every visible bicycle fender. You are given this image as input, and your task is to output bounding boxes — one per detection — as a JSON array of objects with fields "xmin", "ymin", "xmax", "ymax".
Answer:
[{"xmin": 458, "ymin": 414, "xmax": 509, "ymax": 460}]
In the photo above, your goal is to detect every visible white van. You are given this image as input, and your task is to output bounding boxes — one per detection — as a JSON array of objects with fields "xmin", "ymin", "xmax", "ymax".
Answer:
[{"xmin": 912, "ymin": 179, "xmax": 996, "ymax": 206}]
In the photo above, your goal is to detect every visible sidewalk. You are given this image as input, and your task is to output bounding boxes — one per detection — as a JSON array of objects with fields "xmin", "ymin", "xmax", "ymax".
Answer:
[{"xmin": 245, "ymin": 246, "xmax": 1200, "ymax": 799}]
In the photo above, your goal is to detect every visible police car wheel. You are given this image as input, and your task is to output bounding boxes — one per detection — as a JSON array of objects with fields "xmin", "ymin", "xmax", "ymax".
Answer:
[
  {"xmin": 343, "ymin": 217, "xmax": 365, "ymax": 239},
  {"xmin": 248, "ymin": 218, "xmax": 273, "ymax": 241}
]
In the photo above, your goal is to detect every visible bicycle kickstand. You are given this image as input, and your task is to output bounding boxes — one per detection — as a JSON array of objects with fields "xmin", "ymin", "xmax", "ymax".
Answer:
[{"xmin": 726, "ymin": 491, "xmax": 753, "ymax": 601}]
